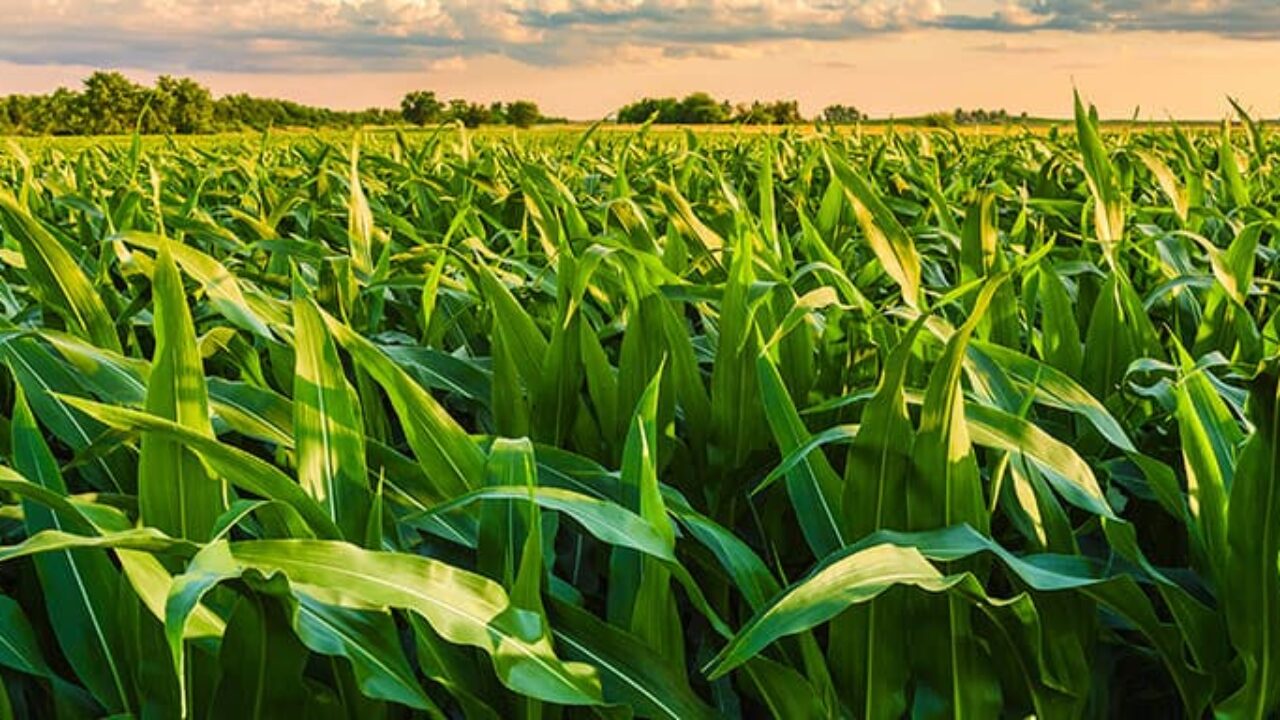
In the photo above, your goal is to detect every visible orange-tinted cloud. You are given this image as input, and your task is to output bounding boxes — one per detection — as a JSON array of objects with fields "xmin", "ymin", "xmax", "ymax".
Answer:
[{"xmin": 0, "ymin": 2, "xmax": 1276, "ymax": 119}]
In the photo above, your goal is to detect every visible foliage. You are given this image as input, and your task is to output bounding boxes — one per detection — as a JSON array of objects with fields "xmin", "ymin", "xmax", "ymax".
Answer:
[
  {"xmin": 0, "ymin": 74, "xmax": 551, "ymax": 136},
  {"xmin": 0, "ymin": 72, "xmax": 397, "ymax": 135},
  {"xmin": 732, "ymin": 100, "xmax": 803, "ymax": 125},
  {"xmin": 0, "ymin": 96, "xmax": 1277, "ymax": 719},
  {"xmin": 210, "ymin": 93, "xmax": 399, "ymax": 132},
  {"xmin": 616, "ymin": 92, "xmax": 735, "ymax": 124},
  {"xmin": 398, "ymin": 95, "xmax": 546, "ymax": 129},
  {"xmin": 400, "ymin": 91, "xmax": 445, "ymax": 126},
  {"xmin": 821, "ymin": 104, "xmax": 865, "ymax": 124},
  {"xmin": 616, "ymin": 94, "xmax": 818, "ymax": 125},
  {"xmin": 951, "ymin": 107, "xmax": 1025, "ymax": 125},
  {"xmin": 617, "ymin": 93, "xmax": 807, "ymax": 125},
  {"xmin": 505, "ymin": 100, "xmax": 541, "ymax": 129}
]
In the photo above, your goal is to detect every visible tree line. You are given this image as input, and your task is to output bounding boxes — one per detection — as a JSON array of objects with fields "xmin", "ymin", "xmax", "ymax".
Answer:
[
  {"xmin": 399, "ymin": 91, "xmax": 551, "ymax": 128},
  {"xmin": 919, "ymin": 107, "xmax": 1030, "ymax": 128},
  {"xmin": 0, "ymin": 72, "xmax": 1026, "ymax": 136},
  {"xmin": 612, "ymin": 94, "xmax": 1038, "ymax": 127},
  {"xmin": 0, "ymin": 72, "xmax": 401, "ymax": 136},
  {"xmin": 0, "ymin": 72, "xmax": 555, "ymax": 136},
  {"xmin": 614, "ymin": 93, "xmax": 868, "ymax": 125}
]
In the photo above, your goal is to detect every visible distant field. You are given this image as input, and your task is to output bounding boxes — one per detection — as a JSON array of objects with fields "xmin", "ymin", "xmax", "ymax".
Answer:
[
  {"xmin": 2, "ymin": 116, "xmax": 1233, "ymax": 150},
  {"xmin": 0, "ymin": 101, "xmax": 1275, "ymax": 719}
]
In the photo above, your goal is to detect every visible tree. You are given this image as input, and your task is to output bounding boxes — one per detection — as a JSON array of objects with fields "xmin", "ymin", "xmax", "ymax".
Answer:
[
  {"xmin": 675, "ymin": 92, "xmax": 728, "ymax": 124},
  {"xmin": 732, "ymin": 102, "xmax": 770, "ymax": 125},
  {"xmin": 400, "ymin": 91, "xmax": 443, "ymax": 126},
  {"xmin": 506, "ymin": 100, "xmax": 540, "ymax": 128},
  {"xmin": 923, "ymin": 112, "xmax": 955, "ymax": 128},
  {"xmin": 731, "ymin": 100, "xmax": 802, "ymax": 125},
  {"xmin": 616, "ymin": 97, "xmax": 679, "ymax": 124},
  {"xmin": 3, "ymin": 74, "xmax": 405, "ymax": 135},
  {"xmin": 765, "ymin": 100, "xmax": 802, "ymax": 124},
  {"xmin": 81, "ymin": 71, "xmax": 146, "ymax": 135},
  {"xmin": 821, "ymin": 104, "xmax": 864, "ymax": 124},
  {"xmin": 951, "ymin": 107, "xmax": 1011, "ymax": 125},
  {"xmin": 488, "ymin": 101, "xmax": 507, "ymax": 125},
  {"xmin": 445, "ymin": 100, "xmax": 491, "ymax": 128},
  {"xmin": 151, "ymin": 76, "xmax": 214, "ymax": 134}
]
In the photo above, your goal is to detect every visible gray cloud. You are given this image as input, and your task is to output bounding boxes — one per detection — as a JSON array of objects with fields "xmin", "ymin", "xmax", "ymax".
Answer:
[
  {"xmin": 0, "ymin": 0, "xmax": 1277, "ymax": 75},
  {"xmin": 940, "ymin": 1, "xmax": 1280, "ymax": 38}
]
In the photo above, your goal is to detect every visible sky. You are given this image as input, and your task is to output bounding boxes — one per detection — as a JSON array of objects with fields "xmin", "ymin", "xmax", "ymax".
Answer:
[{"xmin": 0, "ymin": 0, "xmax": 1277, "ymax": 120}]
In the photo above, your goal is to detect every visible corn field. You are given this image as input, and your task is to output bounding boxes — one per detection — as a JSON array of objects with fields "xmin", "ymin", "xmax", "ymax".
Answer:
[{"xmin": 0, "ymin": 96, "xmax": 1277, "ymax": 719}]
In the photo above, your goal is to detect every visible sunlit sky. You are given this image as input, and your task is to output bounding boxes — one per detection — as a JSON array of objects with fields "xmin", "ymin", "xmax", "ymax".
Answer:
[{"xmin": 1, "ymin": 0, "xmax": 1277, "ymax": 120}]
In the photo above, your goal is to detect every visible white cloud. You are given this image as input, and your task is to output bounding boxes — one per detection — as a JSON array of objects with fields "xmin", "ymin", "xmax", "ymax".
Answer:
[{"xmin": 0, "ymin": 0, "xmax": 1277, "ymax": 74}]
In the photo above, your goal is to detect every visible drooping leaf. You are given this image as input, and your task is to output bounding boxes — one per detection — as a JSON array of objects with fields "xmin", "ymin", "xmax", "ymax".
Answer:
[
  {"xmin": 167, "ymin": 540, "xmax": 604, "ymax": 707},
  {"xmin": 0, "ymin": 190, "xmax": 119, "ymax": 352}
]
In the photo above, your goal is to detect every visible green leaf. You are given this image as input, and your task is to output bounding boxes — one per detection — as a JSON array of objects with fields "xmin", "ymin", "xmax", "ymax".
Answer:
[
  {"xmin": 291, "ymin": 596, "xmax": 442, "ymax": 715},
  {"xmin": 61, "ymin": 395, "xmax": 343, "ymax": 540},
  {"xmin": 167, "ymin": 540, "xmax": 603, "ymax": 707},
  {"xmin": 348, "ymin": 135, "xmax": 375, "ymax": 276},
  {"xmin": 741, "ymin": 653, "xmax": 835, "ymax": 720},
  {"xmin": 1135, "ymin": 150, "xmax": 1189, "ymax": 224},
  {"xmin": 709, "ymin": 542, "xmax": 946, "ymax": 678},
  {"xmin": 911, "ymin": 277, "xmax": 1008, "ymax": 718},
  {"xmin": 292, "ymin": 288, "xmax": 371, "ymax": 542},
  {"xmin": 965, "ymin": 402, "xmax": 1114, "ymax": 520},
  {"xmin": 139, "ymin": 240, "xmax": 226, "ymax": 541},
  {"xmin": 406, "ymin": 486, "xmax": 675, "ymax": 564},
  {"xmin": 0, "ymin": 594, "xmax": 52, "ymax": 678},
  {"xmin": 1218, "ymin": 122, "xmax": 1250, "ymax": 209},
  {"xmin": 1173, "ymin": 343, "xmax": 1241, "ymax": 578},
  {"xmin": 321, "ymin": 308, "xmax": 485, "ymax": 502},
  {"xmin": 11, "ymin": 387, "xmax": 134, "ymax": 714},
  {"xmin": 117, "ymin": 232, "xmax": 281, "ymax": 339},
  {"xmin": 915, "ymin": 276, "xmax": 1006, "ymax": 532},
  {"xmin": 831, "ymin": 320, "xmax": 922, "ymax": 719},
  {"xmin": 617, "ymin": 368, "xmax": 683, "ymax": 664},
  {"xmin": 549, "ymin": 599, "xmax": 717, "ymax": 720},
  {"xmin": 211, "ymin": 594, "xmax": 311, "ymax": 719},
  {"xmin": 757, "ymin": 352, "xmax": 845, "ymax": 557},
  {"xmin": 1035, "ymin": 267, "xmax": 1083, "ymax": 378},
  {"xmin": 709, "ymin": 232, "xmax": 767, "ymax": 469},
  {"xmin": 706, "ymin": 525, "xmax": 1210, "ymax": 713},
  {"xmin": 0, "ymin": 333, "xmax": 133, "ymax": 493},
  {"xmin": 1074, "ymin": 91, "xmax": 1124, "ymax": 256},
  {"xmin": 1219, "ymin": 364, "xmax": 1280, "ymax": 718},
  {"xmin": 825, "ymin": 146, "xmax": 922, "ymax": 308},
  {"xmin": 971, "ymin": 342, "xmax": 1137, "ymax": 453},
  {"xmin": 0, "ymin": 190, "xmax": 119, "ymax": 352},
  {"xmin": 0, "ymin": 527, "xmax": 196, "ymax": 564}
]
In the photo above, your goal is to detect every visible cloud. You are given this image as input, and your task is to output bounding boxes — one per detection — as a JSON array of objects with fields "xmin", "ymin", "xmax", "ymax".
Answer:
[
  {"xmin": 0, "ymin": 0, "xmax": 948, "ymax": 71},
  {"xmin": 0, "ymin": 0, "xmax": 491, "ymax": 72},
  {"xmin": 0, "ymin": 0, "xmax": 1277, "ymax": 75},
  {"xmin": 941, "ymin": 0, "xmax": 1280, "ymax": 38}
]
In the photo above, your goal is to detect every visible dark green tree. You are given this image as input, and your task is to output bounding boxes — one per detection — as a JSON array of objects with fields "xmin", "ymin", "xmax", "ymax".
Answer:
[
  {"xmin": 734, "ymin": 100, "xmax": 801, "ymax": 124},
  {"xmin": 400, "ymin": 91, "xmax": 443, "ymax": 126},
  {"xmin": 506, "ymin": 100, "xmax": 541, "ymax": 128},
  {"xmin": 488, "ymin": 101, "xmax": 507, "ymax": 125},
  {"xmin": 446, "ymin": 99, "xmax": 491, "ymax": 128},
  {"xmin": 81, "ymin": 71, "xmax": 146, "ymax": 135},
  {"xmin": 675, "ymin": 92, "xmax": 729, "ymax": 124},
  {"xmin": 151, "ymin": 76, "xmax": 214, "ymax": 134},
  {"xmin": 616, "ymin": 97, "xmax": 679, "ymax": 124},
  {"xmin": 821, "ymin": 104, "xmax": 864, "ymax": 124}
]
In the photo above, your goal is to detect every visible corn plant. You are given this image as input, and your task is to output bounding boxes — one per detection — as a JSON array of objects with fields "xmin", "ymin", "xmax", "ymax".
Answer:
[{"xmin": 0, "ymin": 99, "xmax": 1276, "ymax": 718}]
